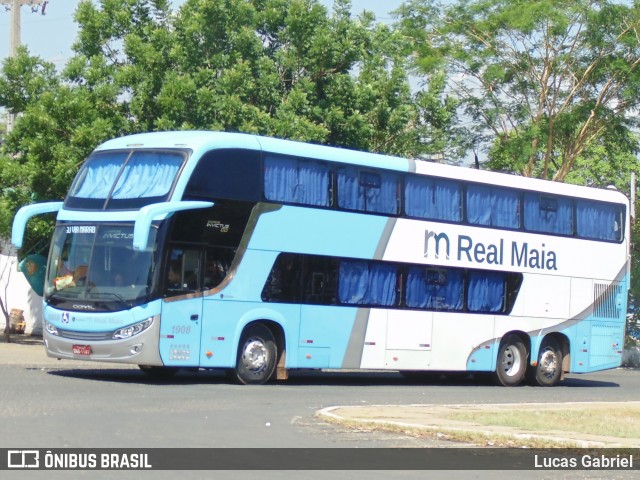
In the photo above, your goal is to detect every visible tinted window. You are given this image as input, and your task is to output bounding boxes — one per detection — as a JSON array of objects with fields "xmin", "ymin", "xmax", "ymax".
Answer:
[
  {"xmin": 467, "ymin": 185, "xmax": 520, "ymax": 229},
  {"xmin": 337, "ymin": 167, "xmax": 399, "ymax": 215},
  {"xmin": 185, "ymin": 149, "xmax": 262, "ymax": 202},
  {"xmin": 338, "ymin": 260, "xmax": 398, "ymax": 306},
  {"xmin": 165, "ymin": 248, "xmax": 200, "ymax": 295},
  {"xmin": 264, "ymin": 156, "xmax": 331, "ymax": 206},
  {"xmin": 405, "ymin": 266, "xmax": 463, "ymax": 310},
  {"xmin": 261, "ymin": 253, "xmax": 522, "ymax": 315},
  {"xmin": 576, "ymin": 200, "xmax": 622, "ymax": 241},
  {"xmin": 524, "ymin": 193, "xmax": 573, "ymax": 235},
  {"xmin": 467, "ymin": 270, "xmax": 506, "ymax": 313},
  {"xmin": 169, "ymin": 203, "xmax": 253, "ymax": 248},
  {"xmin": 405, "ymin": 176, "xmax": 461, "ymax": 221}
]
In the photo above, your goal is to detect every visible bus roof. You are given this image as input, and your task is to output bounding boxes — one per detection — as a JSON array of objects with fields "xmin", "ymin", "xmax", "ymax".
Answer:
[{"xmin": 94, "ymin": 130, "xmax": 629, "ymax": 206}]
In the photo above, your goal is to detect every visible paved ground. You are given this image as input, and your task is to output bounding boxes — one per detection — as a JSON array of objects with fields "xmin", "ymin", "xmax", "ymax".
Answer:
[{"xmin": 3, "ymin": 334, "xmax": 640, "ymax": 448}]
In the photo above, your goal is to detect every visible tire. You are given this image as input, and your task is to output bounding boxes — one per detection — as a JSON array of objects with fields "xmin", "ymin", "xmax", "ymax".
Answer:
[
  {"xmin": 494, "ymin": 335, "xmax": 527, "ymax": 386},
  {"xmin": 230, "ymin": 323, "xmax": 277, "ymax": 385},
  {"xmin": 138, "ymin": 365, "xmax": 180, "ymax": 378},
  {"xmin": 526, "ymin": 337, "xmax": 563, "ymax": 387}
]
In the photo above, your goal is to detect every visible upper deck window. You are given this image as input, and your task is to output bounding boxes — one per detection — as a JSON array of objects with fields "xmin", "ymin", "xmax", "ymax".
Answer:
[
  {"xmin": 576, "ymin": 199, "xmax": 623, "ymax": 241},
  {"xmin": 405, "ymin": 176, "xmax": 461, "ymax": 222},
  {"xmin": 264, "ymin": 156, "xmax": 331, "ymax": 207},
  {"xmin": 524, "ymin": 193, "xmax": 573, "ymax": 235},
  {"xmin": 185, "ymin": 149, "xmax": 262, "ymax": 202},
  {"xmin": 337, "ymin": 167, "xmax": 399, "ymax": 215},
  {"xmin": 466, "ymin": 185, "xmax": 520, "ymax": 229},
  {"xmin": 66, "ymin": 150, "xmax": 186, "ymax": 209},
  {"xmin": 70, "ymin": 151, "xmax": 130, "ymax": 199},
  {"xmin": 111, "ymin": 152, "xmax": 183, "ymax": 199}
]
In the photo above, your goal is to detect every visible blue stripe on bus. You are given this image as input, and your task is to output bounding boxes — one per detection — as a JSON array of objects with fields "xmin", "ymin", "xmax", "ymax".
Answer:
[
  {"xmin": 465, "ymin": 319, "xmax": 626, "ymax": 373},
  {"xmin": 198, "ymin": 300, "xmax": 358, "ymax": 369},
  {"xmin": 248, "ymin": 206, "xmax": 390, "ymax": 259},
  {"xmin": 298, "ymin": 306, "xmax": 358, "ymax": 368}
]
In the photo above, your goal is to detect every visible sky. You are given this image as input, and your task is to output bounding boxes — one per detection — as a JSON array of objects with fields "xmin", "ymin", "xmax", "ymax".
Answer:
[{"xmin": 0, "ymin": 0, "xmax": 403, "ymax": 69}]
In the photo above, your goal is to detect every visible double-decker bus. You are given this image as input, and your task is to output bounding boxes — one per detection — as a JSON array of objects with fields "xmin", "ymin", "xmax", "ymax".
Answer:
[{"xmin": 12, "ymin": 131, "xmax": 629, "ymax": 386}]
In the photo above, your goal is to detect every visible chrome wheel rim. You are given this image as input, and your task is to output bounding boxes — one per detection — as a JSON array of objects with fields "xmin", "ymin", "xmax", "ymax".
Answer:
[
  {"xmin": 241, "ymin": 337, "xmax": 268, "ymax": 373},
  {"xmin": 538, "ymin": 348, "xmax": 559, "ymax": 379},
  {"xmin": 501, "ymin": 345, "xmax": 523, "ymax": 377}
]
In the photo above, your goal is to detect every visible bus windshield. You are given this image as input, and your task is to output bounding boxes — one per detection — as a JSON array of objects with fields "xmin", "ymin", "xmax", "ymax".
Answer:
[{"xmin": 45, "ymin": 224, "xmax": 158, "ymax": 310}]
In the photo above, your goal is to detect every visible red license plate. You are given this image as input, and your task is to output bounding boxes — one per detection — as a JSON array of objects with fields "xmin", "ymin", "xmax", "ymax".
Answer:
[{"xmin": 72, "ymin": 345, "xmax": 92, "ymax": 356}]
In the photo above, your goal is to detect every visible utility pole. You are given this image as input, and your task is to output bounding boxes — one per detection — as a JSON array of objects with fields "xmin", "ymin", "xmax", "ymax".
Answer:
[{"xmin": 1, "ymin": 0, "xmax": 48, "ymax": 133}]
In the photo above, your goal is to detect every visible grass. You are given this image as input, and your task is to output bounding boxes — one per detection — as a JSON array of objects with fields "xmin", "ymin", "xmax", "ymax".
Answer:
[
  {"xmin": 444, "ymin": 405, "xmax": 640, "ymax": 440},
  {"xmin": 320, "ymin": 403, "xmax": 640, "ymax": 448},
  {"xmin": 321, "ymin": 414, "xmax": 582, "ymax": 448}
]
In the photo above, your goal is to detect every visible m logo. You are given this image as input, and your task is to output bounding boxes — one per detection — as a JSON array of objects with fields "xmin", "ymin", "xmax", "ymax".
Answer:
[{"xmin": 424, "ymin": 230, "xmax": 450, "ymax": 260}]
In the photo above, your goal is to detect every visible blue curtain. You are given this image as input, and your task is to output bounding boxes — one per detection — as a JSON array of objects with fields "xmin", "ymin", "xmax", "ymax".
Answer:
[
  {"xmin": 264, "ymin": 156, "xmax": 298, "ymax": 203},
  {"xmin": 112, "ymin": 152, "xmax": 183, "ymax": 199},
  {"xmin": 523, "ymin": 193, "xmax": 573, "ymax": 235},
  {"xmin": 297, "ymin": 160, "xmax": 330, "ymax": 206},
  {"xmin": 467, "ymin": 271, "xmax": 505, "ymax": 312},
  {"xmin": 405, "ymin": 266, "xmax": 463, "ymax": 310},
  {"xmin": 71, "ymin": 153, "xmax": 128, "ymax": 199},
  {"xmin": 405, "ymin": 177, "xmax": 461, "ymax": 221},
  {"xmin": 466, "ymin": 184, "xmax": 491, "ymax": 225},
  {"xmin": 264, "ymin": 156, "xmax": 330, "ymax": 206},
  {"xmin": 337, "ymin": 167, "xmax": 398, "ymax": 214},
  {"xmin": 338, "ymin": 260, "xmax": 397, "ymax": 306},
  {"xmin": 576, "ymin": 200, "xmax": 621, "ymax": 241},
  {"xmin": 467, "ymin": 185, "xmax": 520, "ymax": 228}
]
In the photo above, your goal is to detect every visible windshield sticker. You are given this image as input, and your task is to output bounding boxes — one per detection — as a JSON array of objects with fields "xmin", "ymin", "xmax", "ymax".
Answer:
[{"xmin": 65, "ymin": 226, "xmax": 96, "ymax": 234}]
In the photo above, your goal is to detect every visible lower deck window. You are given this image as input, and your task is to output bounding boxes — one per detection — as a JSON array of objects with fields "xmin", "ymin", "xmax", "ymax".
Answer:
[
  {"xmin": 467, "ymin": 271, "xmax": 507, "ymax": 313},
  {"xmin": 338, "ymin": 260, "xmax": 398, "ymax": 306},
  {"xmin": 405, "ymin": 267, "xmax": 463, "ymax": 310},
  {"xmin": 262, "ymin": 253, "xmax": 521, "ymax": 314}
]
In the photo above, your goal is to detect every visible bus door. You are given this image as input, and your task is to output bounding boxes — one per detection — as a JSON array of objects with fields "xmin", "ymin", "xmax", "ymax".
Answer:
[{"xmin": 159, "ymin": 247, "xmax": 203, "ymax": 367}]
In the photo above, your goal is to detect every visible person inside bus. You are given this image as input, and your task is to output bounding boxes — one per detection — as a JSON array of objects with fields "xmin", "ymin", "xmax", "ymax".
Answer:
[
  {"xmin": 166, "ymin": 265, "xmax": 183, "ymax": 290},
  {"xmin": 266, "ymin": 254, "xmax": 300, "ymax": 302}
]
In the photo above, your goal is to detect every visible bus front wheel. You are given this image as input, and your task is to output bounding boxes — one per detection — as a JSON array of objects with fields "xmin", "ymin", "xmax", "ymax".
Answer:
[
  {"xmin": 230, "ymin": 323, "xmax": 277, "ymax": 385},
  {"xmin": 494, "ymin": 335, "xmax": 527, "ymax": 386},
  {"xmin": 527, "ymin": 337, "xmax": 563, "ymax": 387}
]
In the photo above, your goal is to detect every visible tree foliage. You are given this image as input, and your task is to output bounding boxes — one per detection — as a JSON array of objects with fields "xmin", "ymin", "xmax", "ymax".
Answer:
[
  {"xmin": 398, "ymin": 0, "xmax": 640, "ymax": 181},
  {"xmin": 2, "ymin": 0, "xmax": 455, "ymax": 244}
]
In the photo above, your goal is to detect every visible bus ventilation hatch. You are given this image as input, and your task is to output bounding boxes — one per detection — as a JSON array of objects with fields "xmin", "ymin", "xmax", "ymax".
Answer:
[{"xmin": 593, "ymin": 282, "xmax": 623, "ymax": 319}]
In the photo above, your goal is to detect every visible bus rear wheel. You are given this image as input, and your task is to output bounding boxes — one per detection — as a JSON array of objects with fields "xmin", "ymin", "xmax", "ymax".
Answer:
[
  {"xmin": 230, "ymin": 323, "xmax": 277, "ymax": 385},
  {"xmin": 527, "ymin": 337, "xmax": 563, "ymax": 387},
  {"xmin": 494, "ymin": 335, "xmax": 527, "ymax": 386}
]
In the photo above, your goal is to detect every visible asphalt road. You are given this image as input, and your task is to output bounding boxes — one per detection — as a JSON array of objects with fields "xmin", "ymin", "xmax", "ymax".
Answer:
[{"xmin": 1, "ymin": 342, "xmax": 639, "ymax": 480}]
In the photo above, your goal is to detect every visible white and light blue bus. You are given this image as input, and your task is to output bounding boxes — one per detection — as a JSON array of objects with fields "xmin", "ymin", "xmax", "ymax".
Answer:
[{"xmin": 12, "ymin": 131, "xmax": 630, "ymax": 386}]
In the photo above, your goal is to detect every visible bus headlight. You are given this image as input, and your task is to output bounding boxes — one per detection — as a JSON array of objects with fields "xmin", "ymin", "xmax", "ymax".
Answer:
[
  {"xmin": 45, "ymin": 321, "xmax": 59, "ymax": 336},
  {"xmin": 113, "ymin": 318, "xmax": 153, "ymax": 340}
]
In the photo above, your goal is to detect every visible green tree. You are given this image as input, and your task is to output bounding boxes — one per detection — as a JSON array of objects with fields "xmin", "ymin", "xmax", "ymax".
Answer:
[
  {"xmin": 2, "ymin": 0, "xmax": 445, "ymax": 244},
  {"xmin": 398, "ymin": 0, "xmax": 640, "ymax": 179}
]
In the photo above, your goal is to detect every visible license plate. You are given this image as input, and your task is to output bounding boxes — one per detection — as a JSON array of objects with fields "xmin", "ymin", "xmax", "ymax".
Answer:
[{"xmin": 72, "ymin": 345, "xmax": 92, "ymax": 355}]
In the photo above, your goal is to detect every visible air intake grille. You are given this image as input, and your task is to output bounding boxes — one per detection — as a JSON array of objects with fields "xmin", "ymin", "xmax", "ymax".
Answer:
[
  {"xmin": 58, "ymin": 328, "xmax": 113, "ymax": 341},
  {"xmin": 593, "ymin": 282, "xmax": 623, "ymax": 319}
]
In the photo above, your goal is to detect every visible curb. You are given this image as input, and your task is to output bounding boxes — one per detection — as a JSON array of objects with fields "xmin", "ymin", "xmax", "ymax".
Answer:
[{"xmin": 317, "ymin": 403, "xmax": 640, "ymax": 448}]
